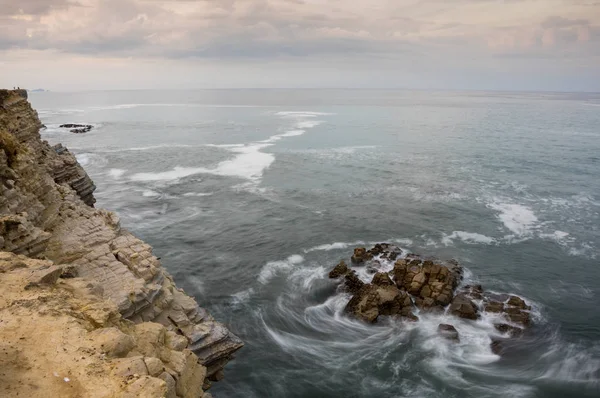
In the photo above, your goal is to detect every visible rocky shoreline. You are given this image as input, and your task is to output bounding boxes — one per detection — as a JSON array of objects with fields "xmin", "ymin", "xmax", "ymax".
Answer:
[
  {"xmin": 0, "ymin": 89, "xmax": 242, "ymax": 397},
  {"xmin": 328, "ymin": 243, "xmax": 532, "ymax": 353}
]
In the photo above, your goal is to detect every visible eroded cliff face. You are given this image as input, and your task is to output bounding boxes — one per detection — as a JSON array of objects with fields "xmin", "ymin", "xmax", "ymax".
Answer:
[{"xmin": 0, "ymin": 89, "xmax": 242, "ymax": 397}]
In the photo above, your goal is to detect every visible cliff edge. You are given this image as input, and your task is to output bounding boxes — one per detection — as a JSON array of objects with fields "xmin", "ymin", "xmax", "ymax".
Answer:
[{"xmin": 0, "ymin": 89, "xmax": 243, "ymax": 397}]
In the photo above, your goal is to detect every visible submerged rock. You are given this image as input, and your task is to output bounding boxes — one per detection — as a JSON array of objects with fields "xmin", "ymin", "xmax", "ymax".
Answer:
[
  {"xmin": 449, "ymin": 293, "xmax": 479, "ymax": 320},
  {"xmin": 438, "ymin": 324, "xmax": 460, "ymax": 342}
]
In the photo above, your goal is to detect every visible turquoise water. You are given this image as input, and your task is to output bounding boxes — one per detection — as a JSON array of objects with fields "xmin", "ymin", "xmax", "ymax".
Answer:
[{"xmin": 31, "ymin": 90, "xmax": 600, "ymax": 397}]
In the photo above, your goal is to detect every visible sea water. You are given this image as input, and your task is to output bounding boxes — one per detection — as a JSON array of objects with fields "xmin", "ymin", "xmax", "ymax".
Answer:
[{"xmin": 31, "ymin": 89, "xmax": 600, "ymax": 398}]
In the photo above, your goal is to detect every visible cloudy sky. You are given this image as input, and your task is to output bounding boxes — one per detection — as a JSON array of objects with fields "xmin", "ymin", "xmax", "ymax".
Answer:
[{"xmin": 1, "ymin": 0, "xmax": 599, "ymax": 91}]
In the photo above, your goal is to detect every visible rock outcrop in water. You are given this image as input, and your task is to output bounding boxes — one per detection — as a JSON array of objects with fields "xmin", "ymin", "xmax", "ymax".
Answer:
[
  {"xmin": 0, "ymin": 89, "xmax": 242, "ymax": 397},
  {"xmin": 59, "ymin": 123, "xmax": 94, "ymax": 134},
  {"xmin": 329, "ymin": 244, "xmax": 532, "ymax": 352}
]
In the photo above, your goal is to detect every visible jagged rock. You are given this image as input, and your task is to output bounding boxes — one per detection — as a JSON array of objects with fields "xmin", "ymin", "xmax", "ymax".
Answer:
[
  {"xmin": 393, "ymin": 257, "xmax": 461, "ymax": 308},
  {"xmin": 345, "ymin": 283, "xmax": 414, "ymax": 323},
  {"xmin": 449, "ymin": 293, "xmax": 479, "ymax": 320},
  {"xmin": 329, "ymin": 260, "xmax": 349, "ymax": 278},
  {"xmin": 351, "ymin": 247, "xmax": 372, "ymax": 264},
  {"xmin": 371, "ymin": 271, "xmax": 394, "ymax": 287},
  {"xmin": 438, "ymin": 324, "xmax": 460, "ymax": 342},
  {"xmin": 24, "ymin": 264, "xmax": 62, "ymax": 289},
  {"xmin": 507, "ymin": 295, "xmax": 530, "ymax": 310},
  {"xmin": 485, "ymin": 301, "xmax": 504, "ymax": 313},
  {"xmin": 344, "ymin": 270, "xmax": 365, "ymax": 294},
  {"xmin": 505, "ymin": 307, "xmax": 531, "ymax": 326}
]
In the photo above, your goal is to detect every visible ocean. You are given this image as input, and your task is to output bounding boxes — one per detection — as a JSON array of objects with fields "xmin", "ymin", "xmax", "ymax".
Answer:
[{"xmin": 31, "ymin": 89, "xmax": 600, "ymax": 398}]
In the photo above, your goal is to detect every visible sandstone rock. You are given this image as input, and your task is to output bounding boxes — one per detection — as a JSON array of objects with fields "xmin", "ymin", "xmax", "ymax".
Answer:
[
  {"xmin": 158, "ymin": 372, "xmax": 178, "ymax": 398},
  {"xmin": 24, "ymin": 264, "xmax": 62, "ymax": 289},
  {"xmin": 165, "ymin": 330, "xmax": 188, "ymax": 351},
  {"xmin": 175, "ymin": 350, "xmax": 206, "ymax": 398},
  {"xmin": 122, "ymin": 376, "xmax": 167, "ymax": 398},
  {"xmin": 438, "ymin": 324, "xmax": 460, "ymax": 342},
  {"xmin": 449, "ymin": 294, "xmax": 479, "ymax": 320},
  {"xmin": 89, "ymin": 327, "xmax": 135, "ymax": 358},
  {"xmin": 133, "ymin": 322, "xmax": 166, "ymax": 357},
  {"xmin": 111, "ymin": 356, "xmax": 149, "ymax": 377},
  {"xmin": 328, "ymin": 260, "xmax": 349, "ymax": 278},
  {"xmin": 144, "ymin": 357, "xmax": 165, "ymax": 377}
]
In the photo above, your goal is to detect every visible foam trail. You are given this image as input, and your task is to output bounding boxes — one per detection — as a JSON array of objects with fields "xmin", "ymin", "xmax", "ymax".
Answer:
[
  {"xmin": 258, "ymin": 255, "xmax": 304, "ymax": 284},
  {"xmin": 128, "ymin": 111, "xmax": 327, "ymax": 185},
  {"xmin": 442, "ymin": 231, "xmax": 496, "ymax": 246},
  {"xmin": 488, "ymin": 202, "xmax": 538, "ymax": 237},
  {"xmin": 304, "ymin": 241, "xmax": 366, "ymax": 253},
  {"xmin": 108, "ymin": 169, "xmax": 126, "ymax": 179}
]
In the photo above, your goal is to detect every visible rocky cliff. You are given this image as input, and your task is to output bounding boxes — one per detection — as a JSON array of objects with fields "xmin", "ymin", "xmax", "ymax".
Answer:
[{"xmin": 0, "ymin": 89, "xmax": 243, "ymax": 397}]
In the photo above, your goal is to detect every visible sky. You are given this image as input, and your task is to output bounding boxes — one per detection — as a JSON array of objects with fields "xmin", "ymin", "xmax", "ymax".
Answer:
[{"xmin": 0, "ymin": 0, "xmax": 599, "ymax": 91}]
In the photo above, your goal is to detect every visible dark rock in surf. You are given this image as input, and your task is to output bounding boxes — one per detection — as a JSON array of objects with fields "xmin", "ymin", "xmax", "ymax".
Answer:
[
  {"xmin": 507, "ymin": 295, "xmax": 530, "ymax": 310},
  {"xmin": 438, "ymin": 324, "xmax": 460, "ymax": 342},
  {"xmin": 449, "ymin": 293, "xmax": 479, "ymax": 320},
  {"xmin": 345, "ymin": 283, "xmax": 415, "ymax": 323},
  {"xmin": 344, "ymin": 271, "xmax": 364, "ymax": 294},
  {"xmin": 484, "ymin": 301, "xmax": 504, "ymax": 313},
  {"xmin": 329, "ymin": 260, "xmax": 349, "ymax": 278},
  {"xmin": 351, "ymin": 247, "xmax": 372, "ymax": 264},
  {"xmin": 60, "ymin": 123, "xmax": 94, "ymax": 134},
  {"xmin": 371, "ymin": 272, "xmax": 394, "ymax": 287},
  {"xmin": 393, "ymin": 258, "xmax": 461, "ymax": 307},
  {"xmin": 494, "ymin": 323, "xmax": 523, "ymax": 337}
]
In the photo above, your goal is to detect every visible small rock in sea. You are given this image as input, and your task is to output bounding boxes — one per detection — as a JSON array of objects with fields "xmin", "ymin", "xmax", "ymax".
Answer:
[
  {"xmin": 328, "ymin": 260, "xmax": 349, "ymax": 278},
  {"xmin": 438, "ymin": 324, "xmax": 460, "ymax": 342},
  {"xmin": 59, "ymin": 123, "xmax": 94, "ymax": 134}
]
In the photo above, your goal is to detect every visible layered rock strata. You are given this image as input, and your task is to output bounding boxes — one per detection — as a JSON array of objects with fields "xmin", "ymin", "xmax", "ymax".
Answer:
[{"xmin": 0, "ymin": 89, "xmax": 242, "ymax": 397}]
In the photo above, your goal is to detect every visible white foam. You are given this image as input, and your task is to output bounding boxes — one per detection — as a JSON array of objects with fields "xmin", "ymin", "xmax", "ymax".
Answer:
[
  {"xmin": 142, "ymin": 190, "xmax": 160, "ymax": 197},
  {"xmin": 182, "ymin": 192, "xmax": 214, "ymax": 197},
  {"xmin": 129, "ymin": 167, "xmax": 206, "ymax": 182},
  {"xmin": 231, "ymin": 288, "xmax": 255, "ymax": 307},
  {"xmin": 258, "ymin": 254, "xmax": 304, "ymax": 284},
  {"xmin": 304, "ymin": 241, "xmax": 366, "ymax": 253},
  {"xmin": 296, "ymin": 120, "xmax": 323, "ymax": 129},
  {"xmin": 275, "ymin": 111, "xmax": 334, "ymax": 116},
  {"xmin": 108, "ymin": 168, "xmax": 126, "ymax": 179},
  {"xmin": 442, "ymin": 231, "xmax": 496, "ymax": 246},
  {"xmin": 75, "ymin": 153, "xmax": 90, "ymax": 166},
  {"xmin": 488, "ymin": 202, "xmax": 538, "ymax": 237},
  {"xmin": 129, "ymin": 110, "xmax": 326, "ymax": 185},
  {"xmin": 209, "ymin": 144, "xmax": 275, "ymax": 180}
]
